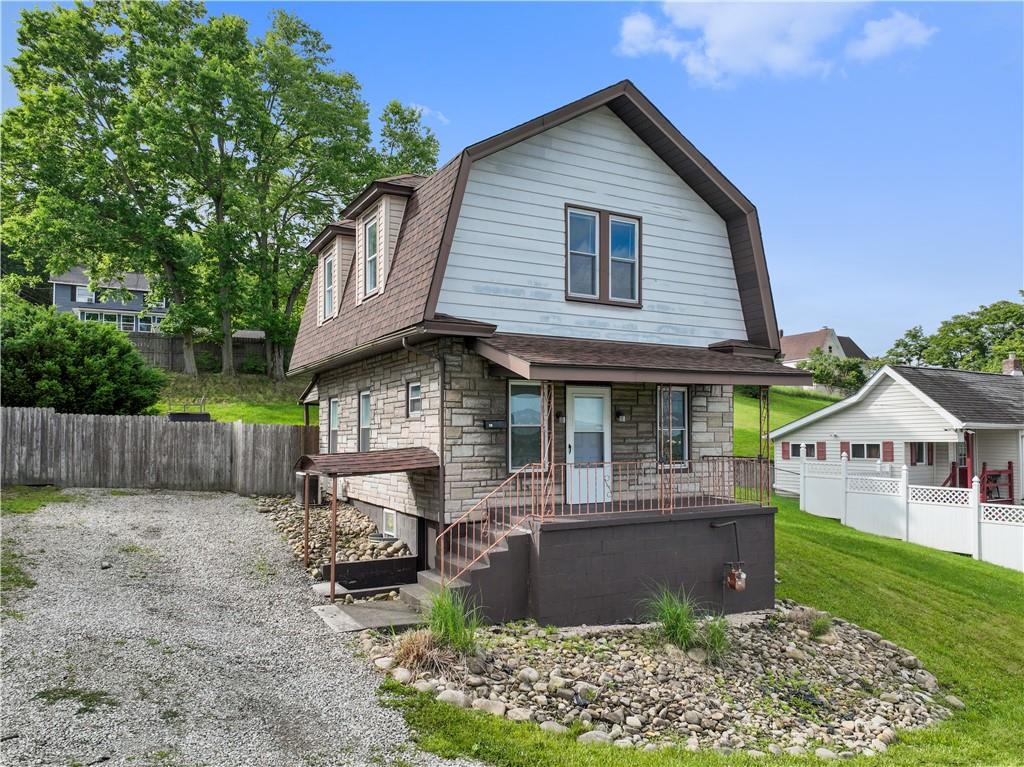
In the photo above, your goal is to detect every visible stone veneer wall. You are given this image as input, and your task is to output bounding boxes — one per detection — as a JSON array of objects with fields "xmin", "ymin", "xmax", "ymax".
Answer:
[{"xmin": 317, "ymin": 338, "xmax": 735, "ymax": 524}]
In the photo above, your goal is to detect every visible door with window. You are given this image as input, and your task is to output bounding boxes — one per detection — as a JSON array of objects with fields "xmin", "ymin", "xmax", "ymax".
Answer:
[{"xmin": 566, "ymin": 386, "xmax": 612, "ymax": 505}]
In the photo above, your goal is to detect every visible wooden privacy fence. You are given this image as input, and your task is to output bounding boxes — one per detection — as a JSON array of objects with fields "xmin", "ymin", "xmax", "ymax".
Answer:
[{"xmin": 1, "ymin": 407, "xmax": 317, "ymax": 496}]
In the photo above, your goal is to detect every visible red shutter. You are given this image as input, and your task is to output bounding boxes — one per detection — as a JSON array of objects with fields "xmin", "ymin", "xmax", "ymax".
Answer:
[
  {"xmin": 927, "ymin": 443, "xmax": 935, "ymax": 466},
  {"xmin": 882, "ymin": 441, "xmax": 894, "ymax": 462},
  {"xmin": 840, "ymin": 441, "xmax": 850, "ymax": 458},
  {"xmin": 816, "ymin": 441, "xmax": 826, "ymax": 460},
  {"xmin": 910, "ymin": 443, "xmax": 918, "ymax": 466},
  {"xmin": 781, "ymin": 442, "xmax": 790, "ymax": 460}
]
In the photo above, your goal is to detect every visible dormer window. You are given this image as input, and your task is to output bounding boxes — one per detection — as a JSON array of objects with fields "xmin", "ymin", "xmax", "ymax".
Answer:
[
  {"xmin": 322, "ymin": 252, "xmax": 335, "ymax": 319},
  {"xmin": 565, "ymin": 205, "xmax": 642, "ymax": 307},
  {"xmin": 364, "ymin": 217, "xmax": 378, "ymax": 295}
]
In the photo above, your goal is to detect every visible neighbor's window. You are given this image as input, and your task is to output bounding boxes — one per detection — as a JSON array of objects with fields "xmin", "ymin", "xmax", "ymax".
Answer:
[
  {"xmin": 382, "ymin": 508, "xmax": 397, "ymax": 538},
  {"xmin": 567, "ymin": 209, "xmax": 598, "ymax": 298},
  {"xmin": 323, "ymin": 253, "xmax": 335, "ymax": 319},
  {"xmin": 138, "ymin": 315, "xmax": 153, "ymax": 333},
  {"xmin": 75, "ymin": 286, "xmax": 95, "ymax": 303},
  {"xmin": 102, "ymin": 313, "xmax": 118, "ymax": 325},
  {"xmin": 328, "ymin": 398, "xmax": 340, "ymax": 453},
  {"xmin": 364, "ymin": 217, "xmax": 379, "ymax": 295},
  {"xmin": 909, "ymin": 442, "xmax": 926, "ymax": 464},
  {"xmin": 81, "ymin": 311, "xmax": 100, "ymax": 322},
  {"xmin": 658, "ymin": 386, "xmax": 688, "ymax": 463},
  {"xmin": 119, "ymin": 314, "xmax": 136, "ymax": 332},
  {"xmin": 792, "ymin": 443, "xmax": 816, "ymax": 458},
  {"xmin": 850, "ymin": 442, "xmax": 880, "ymax": 460},
  {"xmin": 609, "ymin": 216, "xmax": 639, "ymax": 302},
  {"xmin": 358, "ymin": 390, "xmax": 371, "ymax": 452},
  {"xmin": 508, "ymin": 381, "xmax": 542, "ymax": 471},
  {"xmin": 407, "ymin": 382, "xmax": 423, "ymax": 416}
]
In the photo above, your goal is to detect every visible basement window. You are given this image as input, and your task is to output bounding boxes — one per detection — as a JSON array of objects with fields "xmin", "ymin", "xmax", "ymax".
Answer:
[{"xmin": 382, "ymin": 508, "xmax": 397, "ymax": 538}]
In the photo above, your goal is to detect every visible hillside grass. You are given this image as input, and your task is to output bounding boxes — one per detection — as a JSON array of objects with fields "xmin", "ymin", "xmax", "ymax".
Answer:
[
  {"xmin": 381, "ymin": 494, "xmax": 1024, "ymax": 766},
  {"xmin": 151, "ymin": 373, "xmax": 314, "ymax": 425},
  {"xmin": 733, "ymin": 387, "xmax": 839, "ymax": 457}
]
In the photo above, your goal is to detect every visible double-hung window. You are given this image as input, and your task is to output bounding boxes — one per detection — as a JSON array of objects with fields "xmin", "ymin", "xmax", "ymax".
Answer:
[
  {"xmin": 609, "ymin": 216, "xmax": 638, "ymax": 301},
  {"xmin": 508, "ymin": 381, "xmax": 542, "ymax": 471},
  {"xmin": 792, "ymin": 443, "xmax": 816, "ymax": 458},
  {"xmin": 119, "ymin": 314, "xmax": 136, "ymax": 332},
  {"xmin": 407, "ymin": 382, "xmax": 423, "ymax": 416},
  {"xmin": 657, "ymin": 386, "xmax": 688, "ymax": 463},
  {"xmin": 364, "ymin": 217, "xmax": 378, "ymax": 295},
  {"xmin": 75, "ymin": 286, "xmax": 96, "ymax": 303},
  {"xmin": 567, "ymin": 209, "xmax": 599, "ymax": 298},
  {"xmin": 328, "ymin": 398, "xmax": 340, "ymax": 453},
  {"xmin": 138, "ymin": 315, "xmax": 153, "ymax": 332},
  {"xmin": 566, "ymin": 206, "xmax": 641, "ymax": 305},
  {"xmin": 358, "ymin": 390, "xmax": 371, "ymax": 452},
  {"xmin": 850, "ymin": 442, "xmax": 880, "ymax": 460},
  {"xmin": 909, "ymin": 442, "xmax": 926, "ymax": 465},
  {"xmin": 323, "ymin": 253, "xmax": 335, "ymax": 319}
]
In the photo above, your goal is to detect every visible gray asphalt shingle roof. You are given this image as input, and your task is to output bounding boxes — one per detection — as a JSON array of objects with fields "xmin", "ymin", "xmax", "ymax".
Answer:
[{"xmin": 895, "ymin": 366, "xmax": 1024, "ymax": 426}]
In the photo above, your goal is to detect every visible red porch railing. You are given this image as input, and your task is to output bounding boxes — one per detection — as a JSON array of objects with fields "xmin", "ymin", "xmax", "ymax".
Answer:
[
  {"xmin": 436, "ymin": 456, "xmax": 769, "ymax": 584},
  {"xmin": 981, "ymin": 461, "xmax": 1014, "ymax": 503}
]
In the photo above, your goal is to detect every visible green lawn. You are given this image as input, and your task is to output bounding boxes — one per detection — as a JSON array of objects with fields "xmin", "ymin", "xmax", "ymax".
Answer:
[
  {"xmin": 381, "ymin": 495, "xmax": 1024, "ymax": 766},
  {"xmin": 151, "ymin": 372, "xmax": 314, "ymax": 425},
  {"xmin": 734, "ymin": 387, "xmax": 839, "ymax": 457}
]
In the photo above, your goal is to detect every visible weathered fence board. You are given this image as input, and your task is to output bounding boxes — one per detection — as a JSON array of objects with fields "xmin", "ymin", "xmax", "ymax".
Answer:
[{"xmin": 1, "ymin": 407, "xmax": 316, "ymax": 495}]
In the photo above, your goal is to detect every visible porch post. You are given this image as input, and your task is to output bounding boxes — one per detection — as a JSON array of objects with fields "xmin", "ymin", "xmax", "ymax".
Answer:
[
  {"xmin": 330, "ymin": 475, "xmax": 338, "ymax": 603},
  {"xmin": 965, "ymin": 431, "xmax": 975, "ymax": 491},
  {"xmin": 759, "ymin": 385, "xmax": 770, "ymax": 506}
]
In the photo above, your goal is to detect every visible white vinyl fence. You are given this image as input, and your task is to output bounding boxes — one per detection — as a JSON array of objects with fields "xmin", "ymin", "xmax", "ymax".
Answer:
[{"xmin": 798, "ymin": 452, "xmax": 1024, "ymax": 572}]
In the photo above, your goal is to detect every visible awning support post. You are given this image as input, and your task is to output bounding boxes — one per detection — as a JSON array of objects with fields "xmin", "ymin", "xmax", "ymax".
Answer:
[
  {"xmin": 303, "ymin": 473, "xmax": 310, "ymax": 568},
  {"xmin": 330, "ymin": 476, "xmax": 338, "ymax": 604}
]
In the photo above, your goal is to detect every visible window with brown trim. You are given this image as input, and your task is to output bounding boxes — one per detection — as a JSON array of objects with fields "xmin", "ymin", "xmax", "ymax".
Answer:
[{"xmin": 565, "ymin": 205, "xmax": 641, "ymax": 307}]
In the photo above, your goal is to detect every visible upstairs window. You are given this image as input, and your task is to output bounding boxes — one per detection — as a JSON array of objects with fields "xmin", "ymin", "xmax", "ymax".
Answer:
[
  {"xmin": 407, "ymin": 382, "xmax": 423, "ymax": 416},
  {"xmin": 322, "ymin": 253, "xmax": 335, "ymax": 320},
  {"xmin": 74, "ymin": 286, "xmax": 95, "ymax": 303},
  {"xmin": 609, "ymin": 217, "xmax": 638, "ymax": 301},
  {"xmin": 657, "ymin": 386, "xmax": 688, "ymax": 463},
  {"xmin": 364, "ymin": 217, "xmax": 378, "ymax": 295},
  {"xmin": 565, "ymin": 206, "xmax": 641, "ymax": 306},
  {"xmin": 567, "ymin": 209, "xmax": 598, "ymax": 298}
]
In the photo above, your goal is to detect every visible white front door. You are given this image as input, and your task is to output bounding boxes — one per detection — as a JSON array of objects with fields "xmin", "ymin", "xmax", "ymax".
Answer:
[{"xmin": 566, "ymin": 386, "xmax": 612, "ymax": 505}]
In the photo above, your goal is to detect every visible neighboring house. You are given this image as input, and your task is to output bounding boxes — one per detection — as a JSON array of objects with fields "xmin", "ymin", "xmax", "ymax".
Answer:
[
  {"xmin": 769, "ymin": 355, "xmax": 1024, "ymax": 503},
  {"xmin": 290, "ymin": 81, "xmax": 811, "ymax": 625},
  {"xmin": 49, "ymin": 265, "xmax": 167, "ymax": 332},
  {"xmin": 779, "ymin": 327, "xmax": 868, "ymax": 368}
]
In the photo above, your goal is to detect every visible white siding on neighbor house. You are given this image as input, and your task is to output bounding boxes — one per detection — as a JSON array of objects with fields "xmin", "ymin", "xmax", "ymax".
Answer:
[
  {"xmin": 435, "ymin": 106, "xmax": 748, "ymax": 347},
  {"xmin": 772, "ymin": 377, "xmax": 958, "ymax": 494},
  {"xmin": 976, "ymin": 429, "xmax": 1021, "ymax": 477}
]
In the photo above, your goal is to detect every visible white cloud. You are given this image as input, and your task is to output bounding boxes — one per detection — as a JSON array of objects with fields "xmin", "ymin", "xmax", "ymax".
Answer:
[
  {"xmin": 845, "ymin": 10, "xmax": 937, "ymax": 61},
  {"xmin": 615, "ymin": 3, "xmax": 937, "ymax": 87},
  {"xmin": 410, "ymin": 103, "xmax": 450, "ymax": 126}
]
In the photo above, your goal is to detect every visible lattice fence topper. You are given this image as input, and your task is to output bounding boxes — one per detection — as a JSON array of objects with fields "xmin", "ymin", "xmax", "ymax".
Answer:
[
  {"xmin": 847, "ymin": 476, "xmax": 901, "ymax": 495},
  {"xmin": 909, "ymin": 485, "xmax": 971, "ymax": 506},
  {"xmin": 804, "ymin": 462, "xmax": 843, "ymax": 477},
  {"xmin": 981, "ymin": 504, "xmax": 1024, "ymax": 526}
]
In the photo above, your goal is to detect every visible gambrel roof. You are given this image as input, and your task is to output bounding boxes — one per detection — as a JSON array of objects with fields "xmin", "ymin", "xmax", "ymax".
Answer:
[
  {"xmin": 290, "ymin": 80, "xmax": 781, "ymax": 376},
  {"xmin": 770, "ymin": 365, "xmax": 1024, "ymax": 439}
]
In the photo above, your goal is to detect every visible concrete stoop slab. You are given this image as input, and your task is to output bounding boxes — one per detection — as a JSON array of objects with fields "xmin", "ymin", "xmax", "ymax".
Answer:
[{"xmin": 313, "ymin": 601, "xmax": 422, "ymax": 633}]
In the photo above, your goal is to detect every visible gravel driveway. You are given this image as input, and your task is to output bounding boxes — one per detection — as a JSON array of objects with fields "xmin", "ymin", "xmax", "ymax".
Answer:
[{"xmin": 1, "ymin": 489, "xmax": 471, "ymax": 767}]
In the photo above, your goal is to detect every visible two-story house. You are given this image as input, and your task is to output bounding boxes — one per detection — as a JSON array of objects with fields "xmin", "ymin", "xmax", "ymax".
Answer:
[
  {"xmin": 50, "ymin": 265, "xmax": 168, "ymax": 332},
  {"xmin": 290, "ymin": 81, "xmax": 811, "ymax": 625}
]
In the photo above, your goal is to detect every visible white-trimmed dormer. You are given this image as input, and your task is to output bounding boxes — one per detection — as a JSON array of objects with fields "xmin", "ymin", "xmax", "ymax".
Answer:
[{"xmin": 311, "ymin": 222, "xmax": 355, "ymax": 326}]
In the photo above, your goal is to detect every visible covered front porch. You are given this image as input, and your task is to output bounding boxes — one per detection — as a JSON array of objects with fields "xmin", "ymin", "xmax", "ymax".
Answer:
[{"xmin": 939, "ymin": 428, "xmax": 1018, "ymax": 504}]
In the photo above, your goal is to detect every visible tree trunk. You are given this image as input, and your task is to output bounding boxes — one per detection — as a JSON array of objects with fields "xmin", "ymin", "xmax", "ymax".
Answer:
[
  {"xmin": 182, "ymin": 330, "xmax": 198, "ymax": 377},
  {"xmin": 220, "ymin": 305, "xmax": 233, "ymax": 376},
  {"xmin": 271, "ymin": 342, "xmax": 286, "ymax": 381}
]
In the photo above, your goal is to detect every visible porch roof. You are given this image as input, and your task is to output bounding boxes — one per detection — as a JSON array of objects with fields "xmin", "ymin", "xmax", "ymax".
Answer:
[
  {"xmin": 473, "ymin": 334, "xmax": 812, "ymax": 386},
  {"xmin": 294, "ymin": 447, "xmax": 440, "ymax": 477}
]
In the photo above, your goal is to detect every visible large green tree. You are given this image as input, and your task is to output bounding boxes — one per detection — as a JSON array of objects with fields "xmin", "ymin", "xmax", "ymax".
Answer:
[
  {"xmin": 886, "ymin": 295, "xmax": 1024, "ymax": 372},
  {"xmin": 796, "ymin": 347, "xmax": 868, "ymax": 394},
  {"xmin": 2, "ymin": 1, "xmax": 438, "ymax": 378}
]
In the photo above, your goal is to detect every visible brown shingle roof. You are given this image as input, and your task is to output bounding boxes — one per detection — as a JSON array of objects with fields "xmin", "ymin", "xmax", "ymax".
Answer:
[
  {"xmin": 288, "ymin": 155, "xmax": 464, "ymax": 374},
  {"xmin": 294, "ymin": 447, "xmax": 440, "ymax": 476},
  {"xmin": 838, "ymin": 336, "xmax": 868, "ymax": 360},
  {"xmin": 474, "ymin": 333, "xmax": 811, "ymax": 385}
]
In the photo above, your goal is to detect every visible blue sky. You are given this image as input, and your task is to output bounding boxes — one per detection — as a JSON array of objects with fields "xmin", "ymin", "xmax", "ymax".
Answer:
[{"xmin": 3, "ymin": 2, "xmax": 1022, "ymax": 355}]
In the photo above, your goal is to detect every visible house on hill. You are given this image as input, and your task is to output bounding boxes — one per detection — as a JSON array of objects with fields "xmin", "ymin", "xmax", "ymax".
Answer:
[
  {"xmin": 49, "ymin": 265, "xmax": 167, "ymax": 332},
  {"xmin": 770, "ymin": 355, "xmax": 1023, "ymax": 504},
  {"xmin": 289, "ymin": 80, "xmax": 811, "ymax": 625}
]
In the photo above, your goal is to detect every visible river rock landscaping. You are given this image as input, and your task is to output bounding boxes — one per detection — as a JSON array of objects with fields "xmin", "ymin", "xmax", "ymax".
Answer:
[
  {"xmin": 365, "ymin": 600, "xmax": 958, "ymax": 758},
  {"xmin": 257, "ymin": 495, "xmax": 411, "ymax": 576}
]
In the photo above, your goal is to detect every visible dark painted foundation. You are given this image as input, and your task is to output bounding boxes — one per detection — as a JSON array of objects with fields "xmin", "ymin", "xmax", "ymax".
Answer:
[
  {"xmin": 462, "ymin": 505, "xmax": 776, "ymax": 626},
  {"xmin": 321, "ymin": 556, "xmax": 418, "ymax": 590}
]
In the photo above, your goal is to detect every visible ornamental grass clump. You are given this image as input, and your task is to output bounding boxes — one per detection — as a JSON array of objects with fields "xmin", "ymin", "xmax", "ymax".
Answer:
[
  {"xmin": 700, "ymin": 616, "xmax": 731, "ymax": 665},
  {"xmin": 394, "ymin": 627, "xmax": 458, "ymax": 675},
  {"xmin": 428, "ymin": 588, "xmax": 481, "ymax": 655},
  {"xmin": 810, "ymin": 613, "xmax": 833, "ymax": 639},
  {"xmin": 646, "ymin": 588, "xmax": 699, "ymax": 650}
]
